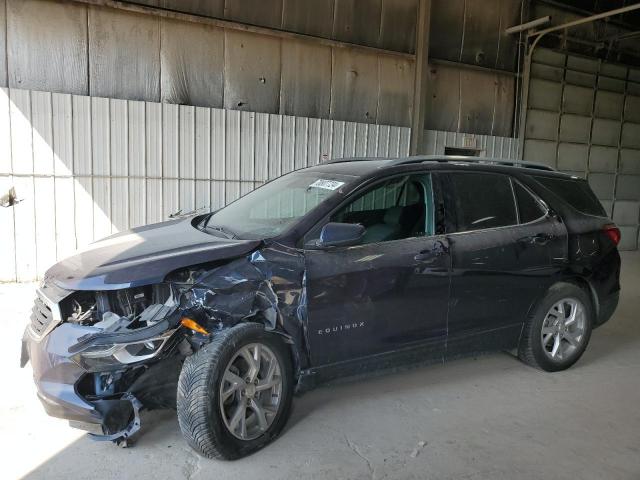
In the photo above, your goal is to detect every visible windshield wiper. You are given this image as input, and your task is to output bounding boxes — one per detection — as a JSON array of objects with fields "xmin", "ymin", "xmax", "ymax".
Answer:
[{"xmin": 205, "ymin": 224, "xmax": 237, "ymax": 239}]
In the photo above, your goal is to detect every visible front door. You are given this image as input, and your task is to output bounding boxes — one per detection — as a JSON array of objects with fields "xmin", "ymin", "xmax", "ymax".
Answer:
[{"xmin": 303, "ymin": 173, "xmax": 451, "ymax": 367}]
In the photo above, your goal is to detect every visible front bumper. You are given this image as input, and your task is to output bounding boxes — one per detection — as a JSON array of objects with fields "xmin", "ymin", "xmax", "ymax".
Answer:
[{"xmin": 22, "ymin": 323, "xmax": 144, "ymax": 439}]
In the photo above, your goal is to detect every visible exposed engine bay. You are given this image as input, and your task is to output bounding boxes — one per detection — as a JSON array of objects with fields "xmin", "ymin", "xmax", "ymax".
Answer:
[{"xmin": 22, "ymin": 246, "xmax": 307, "ymax": 447}]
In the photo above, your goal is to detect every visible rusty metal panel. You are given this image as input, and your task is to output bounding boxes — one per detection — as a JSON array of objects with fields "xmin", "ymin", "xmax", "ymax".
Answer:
[
  {"xmin": 492, "ymin": 74, "xmax": 514, "ymax": 137},
  {"xmin": 88, "ymin": 6, "xmax": 160, "ymax": 101},
  {"xmin": 562, "ymin": 85, "xmax": 593, "ymax": 116},
  {"xmin": 377, "ymin": 56, "xmax": 413, "ymax": 127},
  {"xmin": 622, "ymin": 123, "xmax": 640, "ymax": 149},
  {"xmin": 161, "ymin": 0, "xmax": 224, "ymax": 17},
  {"xmin": 529, "ymin": 79, "xmax": 562, "ymax": 111},
  {"xmin": 7, "ymin": 0, "xmax": 87, "ymax": 94},
  {"xmin": 0, "ymin": 0, "xmax": 6, "ymax": 87},
  {"xmin": 459, "ymin": 70, "xmax": 495, "ymax": 135},
  {"xmin": 430, "ymin": 0, "xmax": 464, "ymax": 61},
  {"xmin": 621, "ymin": 149, "xmax": 640, "ymax": 175},
  {"xmin": 160, "ymin": 19, "xmax": 224, "ymax": 108},
  {"xmin": 460, "ymin": 0, "xmax": 500, "ymax": 67},
  {"xmin": 280, "ymin": 41, "xmax": 331, "ymax": 118},
  {"xmin": 595, "ymin": 90, "xmax": 624, "ymax": 120},
  {"xmin": 282, "ymin": 0, "xmax": 334, "ymax": 37},
  {"xmin": 523, "ymin": 139, "xmax": 557, "ymax": 169},
  {"xmin": 589, "ymin": 145, "xmax": 618, "ymax": 173},
  {"xmin": 31, "ymin": 91, "xmax": 54, "ymax": 175},
  {"xmin": 424, "ymin": 64, "xmax": 460, "ymax": 132},
  {"xmin": 333, "ymin": 0, "xmax": 382, "ymax": 48},
  {"xmin": 380, "ymin": 0, "xmax": 417, "ymax": 53},
  {"xmin": 330, "ymin": 49, "xmax": 378, "ymax": 124},
  {"xmin": 224, "ymin": 0, "xmax": 283, "ymax": 29},
  {"xmin": 557, "ymin": 142, "xmax": 588, "ymax": 172},
  {"xmin": 559, "ymin": 114, "xmax": 590, "ymax": 143},
  {"xmin": 592, "ymin": 118, "xmax": 621, "ymax": 147},
  {"xmin": 224, "ymin": 30, "xmax": 281, "ymax": 114}
]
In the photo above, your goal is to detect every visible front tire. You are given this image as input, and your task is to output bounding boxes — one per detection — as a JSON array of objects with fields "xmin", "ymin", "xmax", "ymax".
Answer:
[
  {"xmin": 518, "ymin": 282, "xmax": 593, "ymax": 372},
  {"xmin": 177, "ymin": 323, "xmax": 293, "ymax": 460}
]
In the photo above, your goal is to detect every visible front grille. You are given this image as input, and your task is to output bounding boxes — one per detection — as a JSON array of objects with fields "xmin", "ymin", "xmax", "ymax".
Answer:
[{"xmin": 29, "ymin": 289, "xmax": 62, "ymax": 339}]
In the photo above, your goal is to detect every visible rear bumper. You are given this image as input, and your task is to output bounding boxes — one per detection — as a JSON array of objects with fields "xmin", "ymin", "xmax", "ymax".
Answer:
[{"xmin": 596, "ymin": 290, "xmax": 619, "ymax": 327}]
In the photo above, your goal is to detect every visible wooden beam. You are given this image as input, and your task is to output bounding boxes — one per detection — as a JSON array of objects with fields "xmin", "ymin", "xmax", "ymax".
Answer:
[{"xmin": 410, "ymin": 0, "xmax": 431, "ymax": 154}]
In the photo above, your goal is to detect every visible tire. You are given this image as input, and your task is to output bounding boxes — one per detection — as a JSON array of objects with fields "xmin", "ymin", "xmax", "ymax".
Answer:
[
  {"xmin": 518, "ymin": 282, "xmax": 593, "ymax": 372},
  {"xmin": 177, "ymin": 323, "xmax": 293, "ymax": 460}
]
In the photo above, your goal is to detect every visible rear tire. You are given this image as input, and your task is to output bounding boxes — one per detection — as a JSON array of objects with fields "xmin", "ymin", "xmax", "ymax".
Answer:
[
  {"xmin": 177, "ymin": 323, "xmax": 293, "ymax": 460},
  {"xmin": 518, "ymin": 282, "xmax": 593, "ymax": 372}
]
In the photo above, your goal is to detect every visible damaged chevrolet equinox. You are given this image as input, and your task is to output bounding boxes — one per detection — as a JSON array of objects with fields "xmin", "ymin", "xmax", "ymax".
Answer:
[{"xmin": 22, "ymin": 156, "xmax": 621, "ymax": 459}]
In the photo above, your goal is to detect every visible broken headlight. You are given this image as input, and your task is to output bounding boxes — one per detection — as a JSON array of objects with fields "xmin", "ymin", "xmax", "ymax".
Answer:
[{"xmin": 72, "ymin": 330, "xmax": 175, "ymax": 371}]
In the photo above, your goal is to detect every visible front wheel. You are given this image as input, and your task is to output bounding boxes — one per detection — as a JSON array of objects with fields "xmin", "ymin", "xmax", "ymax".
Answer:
[
  {"xmin": 518, "ymin": 282, "xmax": 593, "ymax": 372},
  {"xmin": 177, "ymin": 323, "xmax": 293, "ymax": 459}
]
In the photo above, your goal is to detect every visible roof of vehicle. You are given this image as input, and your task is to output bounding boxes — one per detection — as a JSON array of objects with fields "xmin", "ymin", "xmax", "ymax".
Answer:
[{"xmin": 305, "ymin": 155, "xmax": 580, "ymax": 181}]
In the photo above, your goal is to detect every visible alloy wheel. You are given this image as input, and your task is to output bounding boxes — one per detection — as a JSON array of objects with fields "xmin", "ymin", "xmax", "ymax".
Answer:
[
  {"xmin": 540, "ymin": 298, "xmax": 587, "ymax": 362},
  {"xmin": 219, "ymin": 343, "xmax": 283, "ymax": 440}
]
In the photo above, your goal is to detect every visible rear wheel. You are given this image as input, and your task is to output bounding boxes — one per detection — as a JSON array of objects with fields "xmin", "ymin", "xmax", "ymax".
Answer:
[
  {"xmin": 177, "ymin": 323, "xmax": 293, "ymax": 459},
  {"xmin": 518, "ymin": 283, "xmax": 593, "ymax": 372}
]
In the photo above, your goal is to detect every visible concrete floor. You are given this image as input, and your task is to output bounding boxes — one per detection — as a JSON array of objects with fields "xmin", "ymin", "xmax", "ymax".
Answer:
[{"xmin": 3, "ymin": 253, "xmax": 640, "ymax": 480}]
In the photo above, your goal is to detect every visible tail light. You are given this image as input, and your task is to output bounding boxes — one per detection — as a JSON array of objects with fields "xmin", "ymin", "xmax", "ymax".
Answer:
[{"xmin": 604, "ymin": 224, "xmax": 621, "ymax": 246}]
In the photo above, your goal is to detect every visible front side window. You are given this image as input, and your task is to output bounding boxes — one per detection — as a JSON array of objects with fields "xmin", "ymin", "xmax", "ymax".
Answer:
[
  {"xmin": 448, "ymin": 172, "xmax": 517, "ymax": 232},
  {"xmin": 319, "ymin": 174, "xmax": 434, "ymax": 245},
  {"xmin": 202, "ymin": 171, "xmax": 356, "ymax": 239}
]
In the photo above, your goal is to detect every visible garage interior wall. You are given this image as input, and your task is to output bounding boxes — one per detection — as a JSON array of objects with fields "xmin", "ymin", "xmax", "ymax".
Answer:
[
  {"xmin": 0, "ymin": 87, "xmax": 410, "ymax": 282},
  {"xmin": 522, "ymin": 47, "xmax": 640, "ymax": 251}
]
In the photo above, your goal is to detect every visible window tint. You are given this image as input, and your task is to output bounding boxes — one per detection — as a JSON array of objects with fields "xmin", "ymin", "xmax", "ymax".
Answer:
[
  {"xmin": 513, "ymin": 181, "xmax": 546, "ymax": 223},
  {"xmin": 305, "ymin": 174, "xmax": 434, "ymax": 246},
  {"xmin": 534, "ymin": 176, "xmax": 606, "ymax": 217},
  {"xmin": 449, "ymin": 173, "xmax": 517, "ymax": 232}
]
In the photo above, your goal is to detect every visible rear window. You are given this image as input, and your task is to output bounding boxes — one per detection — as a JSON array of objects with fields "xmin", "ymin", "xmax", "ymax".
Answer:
[
  {"xmin": 448, "ymin": 173, "xmax": 517, "ymax": 232},
  {"xmin": 533, "ymin": 176, "xmax": 607, "ymax": 217}
]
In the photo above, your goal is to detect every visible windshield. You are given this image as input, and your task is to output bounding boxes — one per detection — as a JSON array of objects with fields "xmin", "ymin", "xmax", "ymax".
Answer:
[{"xmin": 202, "ymin": 171, "xmax": 356, "ymax": 239}]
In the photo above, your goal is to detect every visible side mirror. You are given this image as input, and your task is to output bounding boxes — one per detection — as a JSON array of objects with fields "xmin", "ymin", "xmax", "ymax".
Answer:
[{"xmin": 316, "ymin": 222, "xmax": 365, "ymax": 248}]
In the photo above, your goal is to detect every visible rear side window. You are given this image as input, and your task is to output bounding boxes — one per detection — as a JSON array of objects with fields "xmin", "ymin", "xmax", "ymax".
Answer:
[
  {"xmin": 533, "ymin": 176, "xmax": 606, "ymax": 217},
  {"xmin": 513, "ymin": 181, "xmax": 546, "ymax": 223},
  {"xmin": 448, "ymin": 173, "xmax": 517, "ymax": 232}
]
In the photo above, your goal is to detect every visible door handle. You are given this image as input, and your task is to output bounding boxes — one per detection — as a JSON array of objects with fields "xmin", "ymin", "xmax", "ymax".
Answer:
[
  {"xmin": 519, "ymin": 233, "xmax": 553, "ymax": 245},
  {"xmin": 414, "ymin": 240, "xmax": 449, "ymax": 262}
]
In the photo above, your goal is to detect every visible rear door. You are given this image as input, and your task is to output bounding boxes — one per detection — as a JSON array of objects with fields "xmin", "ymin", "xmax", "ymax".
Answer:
[{"xmin": 442, "ymin": 171, "xmax": 563, "ymax": 356}]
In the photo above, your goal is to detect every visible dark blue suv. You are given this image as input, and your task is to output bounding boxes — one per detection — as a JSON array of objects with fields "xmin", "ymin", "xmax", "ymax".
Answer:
[{"xmin": 22, "ymin": 156, "xmax": 621, "ymax": 459}]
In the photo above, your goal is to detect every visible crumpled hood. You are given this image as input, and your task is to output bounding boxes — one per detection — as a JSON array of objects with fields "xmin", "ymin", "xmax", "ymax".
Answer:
[{"xmin": 45, "ymin": 217, "xmax": 262, "ymax": 290}]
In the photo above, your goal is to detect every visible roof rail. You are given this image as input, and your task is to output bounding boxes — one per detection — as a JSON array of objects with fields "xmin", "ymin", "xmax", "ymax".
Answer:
[{"xmin": 327, "ymin": 155, "xmax": 555, "ymax": 171}]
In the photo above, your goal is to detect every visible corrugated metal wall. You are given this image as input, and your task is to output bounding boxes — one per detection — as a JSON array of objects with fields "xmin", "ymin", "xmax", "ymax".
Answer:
[
  {"xmin": 522, "ymin": 48, "xmax": 640, "ymax": 251},
  {"xmin": 0, "ymin": 87, "xmax": 411, "ymax": 282}
]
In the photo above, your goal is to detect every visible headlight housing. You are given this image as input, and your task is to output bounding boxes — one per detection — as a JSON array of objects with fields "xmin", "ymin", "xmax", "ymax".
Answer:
[{"xmin": 72, "ymin": 330, "xmax": 175, "ymax": 371}]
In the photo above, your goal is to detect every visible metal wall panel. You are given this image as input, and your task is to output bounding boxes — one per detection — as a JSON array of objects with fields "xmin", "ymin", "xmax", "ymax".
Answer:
[
  {"xmin": 422, "ymin": 129, "xmax": 517, "ymax": 159},
  {"xmin": 280, "ymin": 42, "xmax": 331, "ymax": 119},
  {"xmin": 282, "ymin": 0, "xmax": 334, "ymax": 38},
  {"xmin": 7, "ymin": 0, "xmax": 88, "ymax": 94},
  {"xmin": 333, "ymin": 0, "xmax": 382, "ymax": 48},
  {"xmin": 224, "ymin": 0, "xmax": 283, "ymax": 29},
  {"xmin": 0, "ymin": 87, "xmax": 411, "ymax": 280},
  {"xmin": 88, "ymin": 6, "xmax": 160, "ymax": 101},
  {"xmin": 330, "ymin": 49, "xmax": 379, "ymax": 124},
  {"xmin": 224, "ymin": 30, "xmax": 281, "ymax": 114},
  {"xmin": 161, "ymin": 0, "xmax": 224, "ymax": 17},
  {"xmin": 380, "ymin": 0, "xmax": 417, "ymax": 54},
  {"xmin": 0, "ymin": 0, "xmax": 7, "ymax": 87},
  {"xmin": 160, "ymin": 19, "xmax": 224, "ymax": 108},
  {"xmin": 377, "ymin": 56, "xmax": 414, "ymax": 127}
]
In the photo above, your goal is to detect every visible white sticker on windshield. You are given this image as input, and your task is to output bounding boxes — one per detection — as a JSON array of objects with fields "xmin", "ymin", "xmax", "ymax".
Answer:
[{"xmin": 309, "ymin": 179, "xmax": 345, "ymax": 191}]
